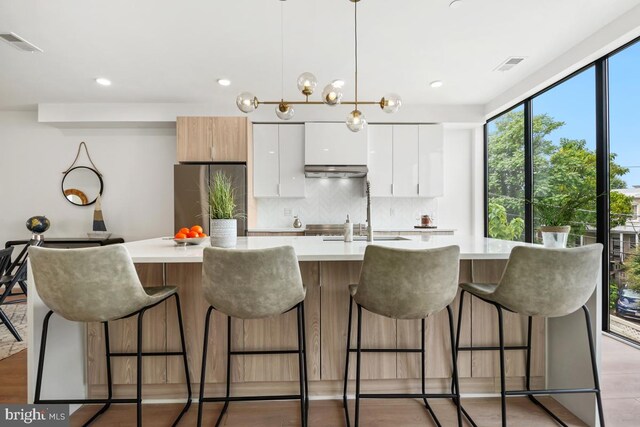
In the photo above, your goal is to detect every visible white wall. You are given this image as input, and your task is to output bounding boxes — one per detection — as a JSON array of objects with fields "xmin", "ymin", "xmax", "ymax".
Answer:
[
  {"xmin": 256, "ymin": 127, "xmax": 483, "ymax": 235},
  {"xmin": 0, "ymin": 111, "xmax": 176, "ymax": 246}
]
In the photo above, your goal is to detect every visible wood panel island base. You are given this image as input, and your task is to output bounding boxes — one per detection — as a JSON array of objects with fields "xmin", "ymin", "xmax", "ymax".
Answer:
[{"xmin": 27, "ymin": 236, "xmax": 601, "ymax": 426}]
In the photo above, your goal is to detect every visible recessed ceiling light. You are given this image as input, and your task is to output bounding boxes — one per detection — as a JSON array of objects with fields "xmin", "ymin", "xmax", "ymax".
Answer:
[
  {"xmin": 449, "ymin": 0, "xmax": 463, "ymax": 9},
  {"xmin": 95, "ymin": 77, "xmax": 111, "ymax": 86},
  {"xmin": 430, "ymin": 80, "xmax": 443, "ymax": 88},
  {"xmin": 217, "ymin": 78, "xmax": 231, "ymax": 86}
]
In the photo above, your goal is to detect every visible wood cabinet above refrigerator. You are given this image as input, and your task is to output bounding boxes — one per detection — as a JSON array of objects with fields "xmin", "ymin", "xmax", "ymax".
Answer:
[{"xmin": 176, "ymin": 116, "xmax": 250, "ymax": 162}]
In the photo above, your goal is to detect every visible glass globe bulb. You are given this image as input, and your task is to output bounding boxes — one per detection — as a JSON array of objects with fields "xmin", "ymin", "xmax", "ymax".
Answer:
[
  {"xmin": 322, "ymin": 83, "xmax": 343, "ymax": 106},
  {"xmin": 346, "ymin": 109, "xmax": 367, "ymax": 132},
  {"xmin": 236, "ymin": 92, "xmax": 258, "ymax": 113},
  {"xmin": 380, "ymin": 93, "xmax": 402, "ymax": 114},
  {"xmin": 297, "ymin": 72, "xmax": 318, "ymax": 96},
  {"xmin": 275, "ymin": 102, "xmax": 295, "ymax": 120}
]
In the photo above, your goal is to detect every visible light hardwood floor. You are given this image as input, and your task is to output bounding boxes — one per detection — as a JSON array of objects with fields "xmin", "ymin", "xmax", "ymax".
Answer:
[{"xmin": 5, "ymin": 335, "xmax": 640, "ymax": 425}]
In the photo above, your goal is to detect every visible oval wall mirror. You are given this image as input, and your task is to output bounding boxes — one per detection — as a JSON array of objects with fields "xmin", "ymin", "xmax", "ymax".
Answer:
[{"xmin": 61, "ymin": 166, "xmax": 103, "ymax": 206}]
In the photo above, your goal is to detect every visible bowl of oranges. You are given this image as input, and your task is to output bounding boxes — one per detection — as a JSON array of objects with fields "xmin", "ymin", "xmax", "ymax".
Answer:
[{"xmin": 174, "ymin": 225, "xmax": 207, "ymax": 245}]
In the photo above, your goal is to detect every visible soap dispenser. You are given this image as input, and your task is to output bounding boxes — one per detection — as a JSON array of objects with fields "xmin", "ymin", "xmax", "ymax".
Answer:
[{"xmin": 344, "ymin": 215, "xmax": 353, "ymax": 242}]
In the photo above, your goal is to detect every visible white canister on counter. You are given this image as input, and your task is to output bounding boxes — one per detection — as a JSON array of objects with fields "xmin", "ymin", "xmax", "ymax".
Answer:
[{"xmin": 344, "ymin": 215, "xmax": 353, "ymax": 242}]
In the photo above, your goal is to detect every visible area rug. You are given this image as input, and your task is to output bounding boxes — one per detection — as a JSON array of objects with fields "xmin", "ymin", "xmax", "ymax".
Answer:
[{"xmin": 0, "ymin": 303, "xmax": 27, "ymax": 361}]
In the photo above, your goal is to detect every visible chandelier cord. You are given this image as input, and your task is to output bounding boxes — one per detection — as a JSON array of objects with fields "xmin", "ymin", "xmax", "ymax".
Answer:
[
  {"xmin": 280, "ymin": 1, "xmax": 285, "ymax": 102},
  {"xmin": 354, "ymin": 0, "xmax": 358, "ymax": 110}
]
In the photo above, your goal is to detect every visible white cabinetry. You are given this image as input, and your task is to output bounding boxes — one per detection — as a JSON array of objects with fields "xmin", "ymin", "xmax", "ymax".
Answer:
[
  {"xmin": 253, "ymin": 124, "xmax": 305, "ymax": 198},
  {"xmin": 368, "ymin": 125, "xmax": 393, "ymax": 197},
  {"xmin": 305, "ymin": 123, "xmax": 367, "ymax": 165},
  {"xmin": 367, "ymin": 124, "xmax": 443, "ymax": 198},
  {"xmin": 418, "ymin": 124, "xmax": 444, "ymax": 197}
]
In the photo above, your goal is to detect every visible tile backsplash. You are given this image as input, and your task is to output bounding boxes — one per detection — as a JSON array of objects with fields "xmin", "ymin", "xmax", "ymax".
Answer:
[{"xmin": 256, "ymin": 178, "xmax": 438, "ymax": 229}]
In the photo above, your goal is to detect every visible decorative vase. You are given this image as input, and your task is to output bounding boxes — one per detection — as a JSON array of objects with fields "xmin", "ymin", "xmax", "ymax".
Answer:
[
  {"xmin": 293, "ymin": 215, "xmax": 302, "ymax": 229},
  {"xmin": 210, "ymin": 219, "xmax": 237, "ymax": 248},
  {"xmin": 26, "ymin": 215, "xmax": 50, "ymax": 241},
  {"xmin": 540, "ymin": 225, "xmax": 571, "ymax": 248}
]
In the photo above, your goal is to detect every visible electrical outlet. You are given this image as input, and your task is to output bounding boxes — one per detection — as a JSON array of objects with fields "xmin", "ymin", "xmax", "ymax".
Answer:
[{"xmin": 284, "ymin": 208, "xmax": 292, "ymax": 217}]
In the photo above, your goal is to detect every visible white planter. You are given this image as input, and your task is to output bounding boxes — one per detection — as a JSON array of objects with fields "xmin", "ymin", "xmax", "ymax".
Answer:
[
  {"xmin": 540, "ymin": 225, "xmax": 571, "ymax": 248},
  {"xmin": 210, "ymin": 219, "xmax": 237, "ymax": 248}
]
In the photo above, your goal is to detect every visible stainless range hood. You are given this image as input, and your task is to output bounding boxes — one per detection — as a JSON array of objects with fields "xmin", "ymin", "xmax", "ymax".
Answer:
[{"xmin": 304, "ymin": 165, "xmax": 368, "ymax": 178}]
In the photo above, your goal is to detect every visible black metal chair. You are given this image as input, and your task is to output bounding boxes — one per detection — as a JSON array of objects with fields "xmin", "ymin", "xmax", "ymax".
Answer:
[
  {"xmin": 0, "ymin": 247, "xmax": 23, "ymax": 341},
  {"xmin": 30, "ymin": 245, "xmax": 192, "ymax": 426},
  {"xmin": 343, "ymin": 245, "xmax": 463, "ymax": 427},
  {"xmin": 455, "ymin": 244, "xmax": 605, "ymax": 427},
  {"xmin": 198, "ymin": 246, "xmax": 308, "ymax": 427}
]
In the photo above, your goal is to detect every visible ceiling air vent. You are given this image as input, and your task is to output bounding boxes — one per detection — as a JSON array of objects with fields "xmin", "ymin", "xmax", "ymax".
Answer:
[
  {"xmin": 0, "ymin": 32, "xmax": 43, "ymax": 52},
  {"xmin": 494, "ymin": 56, "xmax": 525, "ymax": 72}
]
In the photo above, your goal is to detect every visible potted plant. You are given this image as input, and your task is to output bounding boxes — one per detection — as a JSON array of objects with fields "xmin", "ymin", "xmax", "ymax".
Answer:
[
  {"xmin": 208, "ymin": 171, "xmax": 242, "ymax": 248},
  {"xmin": 534, "ymin": 195, "xmax": 577, "ymax": 248}
]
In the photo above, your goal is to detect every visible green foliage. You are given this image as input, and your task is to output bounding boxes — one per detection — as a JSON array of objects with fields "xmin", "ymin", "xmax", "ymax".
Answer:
[
  {"xmin": 488, "ymin": 203, "xmax": 525, "ymax": 241},
  {"xmin": 208, "ymin": 171, "xmax": 239, "ymax": 220},
  {"xmin": 488, "ymin": 110, "xmax": 633, "ymax": 239},
  {"xmin": 625, "ymin": 248, "xmax": 640, "ymax": 292},
  {"xmin": 610, "ymin": 281, "xmax": 619, "ymax": 310}
]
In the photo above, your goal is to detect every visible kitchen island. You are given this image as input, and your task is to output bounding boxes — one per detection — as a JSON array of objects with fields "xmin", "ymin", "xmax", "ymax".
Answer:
[{"xmin": 27, "ymin": 235, "xmax": 602, "ymax": 425}]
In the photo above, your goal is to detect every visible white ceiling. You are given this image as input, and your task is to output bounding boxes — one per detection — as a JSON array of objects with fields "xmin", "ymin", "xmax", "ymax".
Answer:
[{"xmin": 1, "ymin": 0, "xmax": 639, "ymax": 111}]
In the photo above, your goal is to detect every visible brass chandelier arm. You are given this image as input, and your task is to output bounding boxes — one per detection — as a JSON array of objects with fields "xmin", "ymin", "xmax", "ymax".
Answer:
[{"xmin": 258, "ymin": 100, "xmax": 380, "ymax": 106}]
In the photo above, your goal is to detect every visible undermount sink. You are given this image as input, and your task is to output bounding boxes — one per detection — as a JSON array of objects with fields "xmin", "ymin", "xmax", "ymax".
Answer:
[{"xmin": 322, "ymin": 236, "xmax": 410, "ymax": 242}]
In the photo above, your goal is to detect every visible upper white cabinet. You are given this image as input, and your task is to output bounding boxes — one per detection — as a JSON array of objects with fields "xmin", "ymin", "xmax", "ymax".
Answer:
[
  {"xmin": 253, "ymin": 124, "xmax": 306, "ymax": 198},
  {"xmin": 367, "ymin": 124, "xmax": 444, "ymax": 198},
  {"xmin": 368, "ymin": 125, "xmax": 393, "ymax": 197},
  {"xmin": 418, "ymin": 124, "xmax": 444, "ymax": 197},
  {"xmin": 392, "ymin": 125, "xmax": 420, "ymax": 197},
  {"xmin": 305, "ymin": 123, "xmax": 368, "ymax": 165}
]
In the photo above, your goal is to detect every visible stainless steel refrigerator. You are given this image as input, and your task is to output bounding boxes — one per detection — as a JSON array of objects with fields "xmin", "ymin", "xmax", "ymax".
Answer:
[{"xmin": 174, "ymin": 164, "xmax": 247, "ymax": 236}]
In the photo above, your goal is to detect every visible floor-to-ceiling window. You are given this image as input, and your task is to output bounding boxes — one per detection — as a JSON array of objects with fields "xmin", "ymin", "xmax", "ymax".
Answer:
[
  {"xmin": 531, "ymin": 67, "xmax": 597, "ymax": 247},
  {"xmin": 486, "ymin": 105, "xmax": 526, "ymax": 241},
  {"xmin": 484, "ymin": 36, "xmax": 640, "ymax": 343},
  {"xmin": 608, "ymin": 40, "xmax": 640, "ymax": 342}
]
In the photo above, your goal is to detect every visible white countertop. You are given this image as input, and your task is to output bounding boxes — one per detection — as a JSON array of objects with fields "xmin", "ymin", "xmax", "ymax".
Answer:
[
  {"xmin": 247, "ymin": 227, "xmax": 456, "ymax": 233},
  {"xmin": 124, "ymin": 235, "xmax": 536, "ymax": 263}
]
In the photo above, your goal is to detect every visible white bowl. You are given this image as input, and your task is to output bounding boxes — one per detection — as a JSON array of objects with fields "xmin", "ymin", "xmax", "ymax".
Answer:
[{"xmin": 173, "ymin": 237, "xmax": 207, "ymax": 246}]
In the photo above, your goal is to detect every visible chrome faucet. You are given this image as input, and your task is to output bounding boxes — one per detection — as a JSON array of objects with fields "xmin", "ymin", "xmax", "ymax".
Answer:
[{"xmin": 366, "ymin": 180, "xmax": 373, "ymax": 242}]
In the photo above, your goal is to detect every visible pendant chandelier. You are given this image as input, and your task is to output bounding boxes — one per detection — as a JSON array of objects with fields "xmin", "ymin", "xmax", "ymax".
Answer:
[{"xmin": 235, "ymin": 0, "xmax": 401, "ymax": 132}]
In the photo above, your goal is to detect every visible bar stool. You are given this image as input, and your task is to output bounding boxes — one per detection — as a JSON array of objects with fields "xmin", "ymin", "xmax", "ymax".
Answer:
[
  {"xmin": 29, "ymin": 245, "xmax": 192, "ymax": 426},
  {"xmin": 343, "ymin": 245, "xmax": 463, "ymax": 427},
  {"xmin": 455, "ymin": 244, "xmax": 604, "ymax": 427},
  {"xmin": 198, "ymin": 245, "xmax": 308, "ymax": 427}
]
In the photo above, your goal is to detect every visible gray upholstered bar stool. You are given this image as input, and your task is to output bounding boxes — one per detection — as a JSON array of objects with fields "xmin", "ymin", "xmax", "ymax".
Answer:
[
  {"xmin": 455, "ymin": 244, "xmax": 604, "ymax": 427},
  {"xmin": 29, "ymin": 245, "xmax": 192, "ymax": 426},
  {"xmin": 343, "ymin": 245, "xmax": 463, "ymax": 427},
  {"xmin": 198, "ymin": 245, "xmax": 308, "ymax": 427}
]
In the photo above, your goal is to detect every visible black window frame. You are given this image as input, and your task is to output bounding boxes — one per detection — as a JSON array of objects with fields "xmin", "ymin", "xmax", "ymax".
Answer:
[{"xmin": 484, "ymin": 35, "xmax": 640, "ymax": 336}]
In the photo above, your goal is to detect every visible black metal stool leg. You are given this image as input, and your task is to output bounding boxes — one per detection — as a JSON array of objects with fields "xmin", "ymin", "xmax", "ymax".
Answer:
[
  {"xmin": 343, "ymin": 296, "xmax": 354, "ymax": 427},
  {"xmin": 300, "ymin": 301, "xmax": 309, "ymax": 424},
  {"xmin": 34, "ymin": 310, "xmax": 54, "ymax": 403},
  {"xmin": 172, "ymin": 293, "xmax": 192, "ymax": 426},
  {"xmin": 452, "ymin": 290, "xmax": 465, "ymax": 395},
  {"xmin": 197, "ymin": 307, "xmax": 214, "ymax": 427},
  {"xmin": 136, "ymin": 308, "xmax": 147, "ymax": 427},
  {"xmin": 214, "ymin": 316, "xmax": 232, "ymax": 427},
  {"xmin": 583, "ymin": 305, "xmax": 606, "ymax": 427},
  {"xmin": 354, "ymin": 304, "xmax": 363, "ymax": 427},
  {"xmin": 447, "ymin": 306, "xmax": 463, "ymax": 427},
  {"xmin": 496, "ymin": 304, "xmax": 507, "ymax": 427},
  {"xmin": 421, "ymin": 317, "xmax": 441, "ymax": 427},
  {"xmin": 81, "ymin": 322, "xmax": 113, "ymax": 426},
  {"xmin": 296, "ymin": 303, "xmax": 307, "ymax": 427}
]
